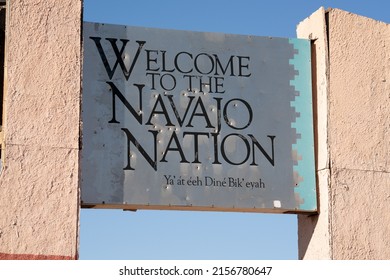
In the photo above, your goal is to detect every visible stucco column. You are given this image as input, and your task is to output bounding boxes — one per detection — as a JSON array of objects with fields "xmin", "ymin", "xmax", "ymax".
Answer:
[
  {"xmin": 0, "ymin": 0, "xmax": 82, "ymax": 259},
  {"xmin": 297, "ymin": 7, "xmax": 390, "ymax": 259}
]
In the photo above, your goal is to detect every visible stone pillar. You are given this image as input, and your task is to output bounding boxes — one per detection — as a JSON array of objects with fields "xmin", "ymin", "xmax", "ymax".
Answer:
[
  {"xmin": 0, "ymin": 0, "xmax": 82, "ymax": 259},
  {"xmin": 297, "ymin": 7, "xmax": 390, "ymax": 259}
]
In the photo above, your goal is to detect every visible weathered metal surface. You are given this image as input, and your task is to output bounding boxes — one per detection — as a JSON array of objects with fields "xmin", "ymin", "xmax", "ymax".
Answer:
[{"xmin": 81, "ymin": 22, "xmax": 316, "ymax": 213}]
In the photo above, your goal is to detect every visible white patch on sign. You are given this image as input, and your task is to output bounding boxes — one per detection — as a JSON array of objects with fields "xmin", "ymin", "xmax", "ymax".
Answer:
[{"xmin": 273, "ymin": 200, "xmax": 281, "ymax": 208}]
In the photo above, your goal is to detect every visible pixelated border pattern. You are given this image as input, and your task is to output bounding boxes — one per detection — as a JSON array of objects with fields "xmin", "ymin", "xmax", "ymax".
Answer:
[{"xmin": 289, "ymin": 39, "xmax": 317, "ymax": 211}]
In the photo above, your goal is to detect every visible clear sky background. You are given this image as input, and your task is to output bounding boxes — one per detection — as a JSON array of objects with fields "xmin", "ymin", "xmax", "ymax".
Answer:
[{"xmin": 80, "ymin": 0, "xmax": 390, "ymax": 260}]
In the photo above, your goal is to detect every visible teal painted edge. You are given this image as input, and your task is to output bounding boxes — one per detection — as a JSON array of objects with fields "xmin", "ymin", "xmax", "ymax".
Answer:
[{"xmin": 289, "ymin": 39, "xmax": 317, "ymax": 211}]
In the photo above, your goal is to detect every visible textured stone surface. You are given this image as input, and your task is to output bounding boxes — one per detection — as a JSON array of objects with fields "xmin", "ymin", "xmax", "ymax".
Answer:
[
  {"xmin": 297, "ymin": 8, "xmax": 390, "ymax": 259},
  {"xmin": 0, "ymin": 146, "xmax": 79, "ymax": 258},
  {"xmin": 0, "ymin": 0, "xmax": 81, "ymax": 259},
  {"xmin": 331, "ymin": 169, "xmax": 390, "ymax": 259},
  {"xmin": 5, "ymin": 0, "xmax": 81, "ymax": 148},
  {"xmin": 328, "ymin": 9, "xmax": 390, "ymax": 172},
  {"xmin": 328, "ymin": 9, "xmax": 390, "ymax": 259}
]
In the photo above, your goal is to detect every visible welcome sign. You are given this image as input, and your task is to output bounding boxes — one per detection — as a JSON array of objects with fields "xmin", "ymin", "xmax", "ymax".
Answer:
[{"xmin": 81, "ymin": 22, "xmax": 317, "ymax": 213}]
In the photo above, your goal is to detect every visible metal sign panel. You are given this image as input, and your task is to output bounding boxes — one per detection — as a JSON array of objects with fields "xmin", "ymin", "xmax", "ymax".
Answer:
[{"xmin": 81, "ymin": 22, "xmax": 317, "ymax": 213}]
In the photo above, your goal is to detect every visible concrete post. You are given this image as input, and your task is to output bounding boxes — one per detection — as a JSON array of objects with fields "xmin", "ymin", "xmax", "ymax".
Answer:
[
  {"xmin": 297, "ymin": 8, "xmax": 390, "ymax": 259},
  {"xmin": 0, "ymin": 0, "xmax": 82, "ymax": 259}
]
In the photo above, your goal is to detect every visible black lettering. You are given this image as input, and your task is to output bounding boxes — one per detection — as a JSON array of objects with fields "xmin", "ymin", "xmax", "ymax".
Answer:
[
  {"xmin": 214, "ymin": 55, "xmax": 235, "ymax": 76},
  {"xmin": 160, "ymin": 131, "xmax": 189, "ymax": 163},
  {"xmin": 146, "ymin": 94, "xmax": 174, "ymax": 126},
  {"xmin": 161, "ymin": 50, "xmax": 175, "ymax": 72},
  {"xmin": 214, "ymin": 97, "xmax": 222, "ymax": 134},
  {"xmin": 237, "ymin": 56, "xmax": 251, "ymax": 77},
  {"xmin": 174, "ymin": 52, "xmax": 193, "ymax": 74},
  {"xmin": 145, "ymin": 72, "xmax": 160, "ymax": 90},
  {"xmin": 183, "ymin": 74, "xmax": 197, "ymax": 92},
  {"xmin": 220, "ymin": 133, "xmax": 250, "ymax": 165},
  {"xmin": 186, "ymin": 97, "xmax": 214, "ymax": 128},
  {"xmin": 183, "ymin": 132, "xmax": 210, "ymax": 163},
  {"xmin": 214, "ymin": 77, "xmax": 225, "ymax": 93},
  {"xmin": 249, "ymin": 134, "xmax": 276, "ymax": 166},
  {"xmin": 166, "ymin": 95, "xmax": 195, "ymax": 127},
  {"xmin": 211, "ymin": 132, "xmax": 221, "ymax": 164},
  {"xmin": 159, "ymin": 73, "xmax": 176, "ymax": 91},
  {"xmin": 145, "ymin": 49, "xmax": 159, "ymax": 71},
  {"xmin": 194, "ymin": 53, "xmax": 214, "ymax": 75},
  {"xmin": 106, "ymin": 82, "xmax": 144, "ymax": 124},
  {"xmin": 223, "ymin": 98, "xmax": 253, "ymax": 130},
  {"xmin": 122, "ymin": 128, "xmax": 158, "ymax": 171},
  {"xmin": 90, "ymin": 37, "xmax": 145, "ymax": 80}
]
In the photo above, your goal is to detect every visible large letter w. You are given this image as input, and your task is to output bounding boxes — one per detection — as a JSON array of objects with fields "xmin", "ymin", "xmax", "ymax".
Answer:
[{"xmin": 89, "ymin": 37, "xmax": 145, "ymax": 80}]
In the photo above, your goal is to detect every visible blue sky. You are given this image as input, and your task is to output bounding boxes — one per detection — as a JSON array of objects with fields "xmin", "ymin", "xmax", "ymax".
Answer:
[{"xmin": 80, "ymin": 0, "xmax": 390, "ymax": 260}]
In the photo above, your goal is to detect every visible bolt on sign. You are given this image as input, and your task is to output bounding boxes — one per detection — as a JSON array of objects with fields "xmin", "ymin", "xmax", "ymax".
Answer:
[{"xmin": 81, "ymin": 22, "xmax": 317, "ymax": 213}]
